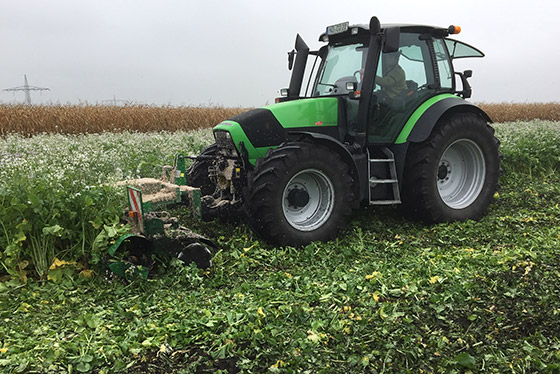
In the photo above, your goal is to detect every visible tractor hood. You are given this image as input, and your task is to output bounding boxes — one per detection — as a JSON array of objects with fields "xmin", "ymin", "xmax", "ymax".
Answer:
[{"xmin": 213, "ymin": 97, "xmax": 339, "ymax": 164}]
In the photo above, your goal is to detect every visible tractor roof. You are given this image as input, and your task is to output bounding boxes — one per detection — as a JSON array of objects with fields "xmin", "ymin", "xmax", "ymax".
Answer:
[{"xmin": 319, "ymin": 22, "xmax": 456, "ymax": 42}]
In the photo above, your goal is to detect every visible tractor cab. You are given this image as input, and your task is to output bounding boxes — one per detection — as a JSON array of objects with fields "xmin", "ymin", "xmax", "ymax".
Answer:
[{"xmin": 282, "ymin": 18, "xmax": 485, "ymax": 145}]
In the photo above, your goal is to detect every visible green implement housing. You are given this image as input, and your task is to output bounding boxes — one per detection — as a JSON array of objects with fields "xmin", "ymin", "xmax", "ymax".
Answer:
[{"xmin": 108, "ymin": 155, "xmax": 213, "ymax": 279}]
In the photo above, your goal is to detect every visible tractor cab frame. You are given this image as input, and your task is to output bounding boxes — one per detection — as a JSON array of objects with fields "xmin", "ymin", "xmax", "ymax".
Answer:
[{"xmin": 283, "ymin": 18, "xmax": 485, "ymax": 146}]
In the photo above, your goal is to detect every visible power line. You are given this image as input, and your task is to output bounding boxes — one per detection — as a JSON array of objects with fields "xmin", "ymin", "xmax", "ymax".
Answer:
[
  {"xmin": 3, "ymin": 75, "xmax": 50, "ymax": 105},
  {"xmin": 101, "ymin": 95, "xmax": 128, "ymax": 106}
]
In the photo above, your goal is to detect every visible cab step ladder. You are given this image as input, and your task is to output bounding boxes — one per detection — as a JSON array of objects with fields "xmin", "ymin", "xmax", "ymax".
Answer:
[{"xmin": 367, "ymin": 147, "xmax": 402, "ymax": 205}]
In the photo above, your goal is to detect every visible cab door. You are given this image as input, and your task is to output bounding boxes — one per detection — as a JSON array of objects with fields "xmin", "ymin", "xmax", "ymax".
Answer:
[{"xmin": 367, "ymin": 33, "xmax": 450, "ymax": 144}]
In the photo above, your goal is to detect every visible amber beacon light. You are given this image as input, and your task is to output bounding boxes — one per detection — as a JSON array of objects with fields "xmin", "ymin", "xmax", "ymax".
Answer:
[{"xmin": 448, "ymin": 25, "xmax": 461, "ymax": 34}]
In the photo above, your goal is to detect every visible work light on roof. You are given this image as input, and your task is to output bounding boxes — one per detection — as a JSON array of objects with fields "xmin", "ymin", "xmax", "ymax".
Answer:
[{"xmin": 448, "ymin": 25, "xmax": 461, "ymax": 34}]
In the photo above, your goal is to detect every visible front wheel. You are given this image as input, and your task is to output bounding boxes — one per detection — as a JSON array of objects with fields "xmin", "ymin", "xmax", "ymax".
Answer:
[
  {"xmin": 245, "ymin": 142, "xmax": 354, "ymax": 247},
  {"xmin": 401, "ymin": 113, "xmax": 501, "ymax": 222}
]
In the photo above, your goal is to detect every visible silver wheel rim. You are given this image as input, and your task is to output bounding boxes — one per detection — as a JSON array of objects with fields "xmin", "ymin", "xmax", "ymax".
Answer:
[
  {"xmin": 437, "ymin": 139, "xmax": 486, "ymax": 209},
  {"xmin": 282, "ymin": 169, "xmax": 335, "ymax": 231}
]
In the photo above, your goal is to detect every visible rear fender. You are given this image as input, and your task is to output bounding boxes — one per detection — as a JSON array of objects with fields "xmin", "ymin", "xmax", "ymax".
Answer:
[{"xmin": 397, "ymin": 95, "xmax": 492, "ymax": 144}]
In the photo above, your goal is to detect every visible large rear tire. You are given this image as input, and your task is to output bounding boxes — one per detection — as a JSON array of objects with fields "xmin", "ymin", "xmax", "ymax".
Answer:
[
  {"xmin": 185, "ymin": 143, "xmax": 217, "ymax": 196},
  {"xmin": 401, "ymin": 113, "xmax": 501, "ymax": 222},
  {"xmin": 245, "ymin": 142, "xmax": 354, "ymax": 247}
]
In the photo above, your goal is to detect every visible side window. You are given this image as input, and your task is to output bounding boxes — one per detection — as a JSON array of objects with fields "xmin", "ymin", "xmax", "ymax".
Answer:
[
  {"xmin": 433, "ymin": 38, "xmax": 453, "ymax": 89},
  {"xmin": 445, "ymin": 39, "xmax": 484, "ymax": 59},
  {"xmin": 397, "ymin": 44, "xmax": 428, "ymax": 88},
  {"xmin": 368, "ymin": 33, "xmax": 436, "ymax": 143},
  {"xmin": 376, "ymin": 41, "xmax": 429, "ymax": 91}
]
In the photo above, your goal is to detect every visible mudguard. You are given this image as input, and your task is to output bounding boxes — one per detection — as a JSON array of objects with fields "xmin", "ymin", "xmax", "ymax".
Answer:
[
  {"xmin": 288, "ymin": 131, "xmax": 367, "ymax": 205},
  {"xmin": 395, "ymin": 94, "xmax": 492, "ymax": 144}
]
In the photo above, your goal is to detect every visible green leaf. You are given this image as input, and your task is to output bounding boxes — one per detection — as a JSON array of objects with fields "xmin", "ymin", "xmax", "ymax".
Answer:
[
  {"xmin": 47, "ymin": 267, "xmax": 64, "ymax": 282},
  {"xmin": 90, "ymin": 220, "xmax": 102, "ymax": 230},
  {"xmin": 307, "ymin": 330, "xmax": 321, "ymax": 343},
  {"xmin": 84, "ymin": 196, "xmax": 94, "ymax": 207},
  {"xmin": 455, "ymin": 352, "xmax": 476, "ymax": 369},
  {"xmin": 43, "ymin": 224, "xmax": 64, "ymax": 237},
  {"xmin": 27, "ymin": 192, "xmax": 41, "ymax": 207},
  {"xmin": 76, "ymin": 362, "xmax": 91, "ymax": 373},
  {"xmin": 106, "ymin": 225, "xmax": 117, "ymax": 238}
]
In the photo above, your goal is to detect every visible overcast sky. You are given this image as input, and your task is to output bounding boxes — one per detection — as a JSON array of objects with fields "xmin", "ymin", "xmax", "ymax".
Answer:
[{"xmin": 1, "ymin": 0, "xmax": 559, "ymax": 107}]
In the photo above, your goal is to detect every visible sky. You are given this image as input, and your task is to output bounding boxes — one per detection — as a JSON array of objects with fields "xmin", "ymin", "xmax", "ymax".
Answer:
[{"xmin": 1, "ymin": 0, "xmax": 559, "ymax": 107}]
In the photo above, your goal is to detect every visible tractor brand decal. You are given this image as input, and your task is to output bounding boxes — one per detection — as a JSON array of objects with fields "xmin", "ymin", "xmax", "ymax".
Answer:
[
  {"xmin": 315, "ymin": 120, "xmax": 336, "ymax": 126},
  {"xmin": 128, "ymin": 187, "xmax": 144, "ymax": 234}
]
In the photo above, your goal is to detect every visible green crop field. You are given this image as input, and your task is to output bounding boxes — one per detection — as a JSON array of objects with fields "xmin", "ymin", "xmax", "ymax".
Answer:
[{"xmin": 0, "ymin": 120, "xmax": 559, "ymax": 373}]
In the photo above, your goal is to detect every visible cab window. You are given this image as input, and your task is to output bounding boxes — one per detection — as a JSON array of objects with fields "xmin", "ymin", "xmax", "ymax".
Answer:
[
  {"xmin": 445, "ymin": 39, "xmax": 485, "ymax": 59},
  {"xmin": 314, "ymin": 43, "xmax": 367, "ymax": 96},
  {"xmin": 433, "ymin": 38, "xmax": 453, "ymax": 89},
  {"xmin": 368, "ymin": 32, "xmax": 436, "ymax": 143}
]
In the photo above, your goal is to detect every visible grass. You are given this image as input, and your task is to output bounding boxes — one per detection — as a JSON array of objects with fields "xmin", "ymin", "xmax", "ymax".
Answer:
[{"xmin": 0, "ymin": 120, "xmax": 559, "ymax": 373}]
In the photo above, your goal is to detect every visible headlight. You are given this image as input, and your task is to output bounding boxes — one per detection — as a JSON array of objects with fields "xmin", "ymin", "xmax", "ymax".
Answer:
[{"xmin": 214, "ymin": 130, "xmax": 237, "ymax": 154}]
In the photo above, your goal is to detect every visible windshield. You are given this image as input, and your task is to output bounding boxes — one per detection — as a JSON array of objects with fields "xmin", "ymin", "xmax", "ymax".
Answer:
[{"xmin": 313, "ymin": 43, "xmax": 367, "ymax": 96}]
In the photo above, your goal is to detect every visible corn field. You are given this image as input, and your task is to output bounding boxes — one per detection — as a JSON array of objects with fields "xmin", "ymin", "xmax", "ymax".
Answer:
[
  {"xmin": 0, "ymin": 102, "xmax": 558, "ymax": 136},
  {"xmin": 0, "ymin": 104, "xmax": 247, "ymax": 136},
  {"xmin": 478, "ymin": 102, "xmax": 560, "ymax": 123}
]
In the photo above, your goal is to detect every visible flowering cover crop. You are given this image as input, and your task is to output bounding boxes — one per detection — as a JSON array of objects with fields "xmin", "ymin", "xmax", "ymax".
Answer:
[
  {"xmin": 1, "ymin": 120, "xmax": 559, "ymax": 279},
  {"xmin": 0, "ymin": 129, "xmax": 213, "ymax": 279}
]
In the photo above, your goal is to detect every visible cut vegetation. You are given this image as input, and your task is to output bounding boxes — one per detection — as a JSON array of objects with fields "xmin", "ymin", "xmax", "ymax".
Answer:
[{"xmin": 0, "ymin": 119, "xmax": 559, "ymax": 372}]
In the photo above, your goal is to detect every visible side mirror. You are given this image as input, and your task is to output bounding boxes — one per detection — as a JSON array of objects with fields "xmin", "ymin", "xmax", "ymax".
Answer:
[
  {"xmin": 383, "ymin": 27, "xmax": 400, "ymax": 53},
  {"xmin": 454, "ymin": 71, "xmax": 473, "ymax": 99}
]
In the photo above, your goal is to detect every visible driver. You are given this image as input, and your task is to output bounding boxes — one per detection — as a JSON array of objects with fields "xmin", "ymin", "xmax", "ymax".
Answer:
[{"xmin": 375, "ymin": 51, "xmax": 407, "ymax": 100}]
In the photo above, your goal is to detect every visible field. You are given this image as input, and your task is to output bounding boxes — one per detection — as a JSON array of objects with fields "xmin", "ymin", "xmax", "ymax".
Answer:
[
  {"xmin": 0, "ymin": 104, "xmax": 247, "ymax": 136},
  {"xmin": 0, "ymin": 102, "xmax": 559, "ymax": 135},
  {"xmin": 0, "ymin": 106, "xmax": 559, "ymax": 372}
]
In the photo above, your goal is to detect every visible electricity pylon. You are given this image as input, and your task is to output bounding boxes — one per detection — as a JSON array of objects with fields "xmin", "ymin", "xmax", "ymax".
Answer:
[
  {"xmin": 3, "ymin": 75, "xmax": 50, "ymax": 105},
  {"xmin": 102, "ymin": 95, "xmax": 127, "ymax": 106}
]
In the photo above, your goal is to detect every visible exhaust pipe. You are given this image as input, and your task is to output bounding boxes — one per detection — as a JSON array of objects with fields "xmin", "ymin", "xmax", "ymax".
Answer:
[{"xmin": 287, "ymin": 34, "xmax": 309, "ymax": 98}]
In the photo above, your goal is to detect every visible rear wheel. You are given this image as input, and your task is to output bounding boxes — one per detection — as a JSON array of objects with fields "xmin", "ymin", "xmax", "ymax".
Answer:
[
  {"xmin": 401, "ymin": 113, "xmax": 501, "ymax": 222},
  {"xmin": 245, "ymin": 142, "xmax": 354, "ymax": 247},
  {"xmin": 437, "ymin": 139, "xmax": 486, "ymax": 209},
  {"xmin": 185, "ymin": 143, "xmax": 217, "ymax": 196}
]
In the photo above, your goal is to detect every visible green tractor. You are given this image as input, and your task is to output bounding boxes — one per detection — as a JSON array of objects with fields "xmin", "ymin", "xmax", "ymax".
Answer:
[{"xmin": 188, "ymin": 16, "xmax": 501, "ymax": 247}]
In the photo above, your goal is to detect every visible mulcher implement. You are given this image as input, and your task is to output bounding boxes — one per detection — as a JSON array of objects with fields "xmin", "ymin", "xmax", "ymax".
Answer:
[{"xmin": 109, "ymin": 155, "xmax": 213, "ymax": 279}]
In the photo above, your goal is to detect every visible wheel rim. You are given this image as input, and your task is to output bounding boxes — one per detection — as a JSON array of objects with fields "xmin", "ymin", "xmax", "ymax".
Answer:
[
  {"xmin": 282, "ymin": 169, "xmax": 335, "ymax": 231},
  {"xmin": 437, "ymin": 139, "xmax": 486, "ymax": 209}
]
